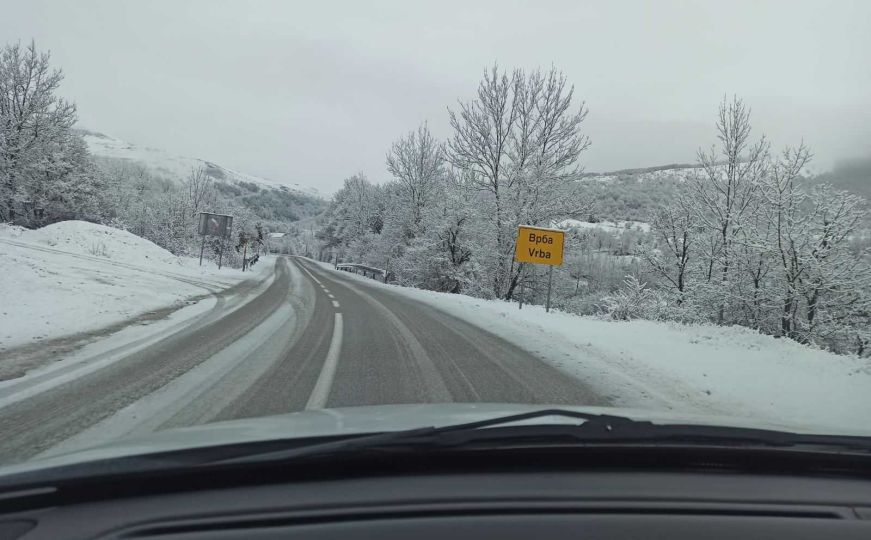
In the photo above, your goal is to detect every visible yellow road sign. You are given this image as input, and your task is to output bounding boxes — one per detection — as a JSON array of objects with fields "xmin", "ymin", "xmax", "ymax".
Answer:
[{"xmin": 514, "ymin": 225, "xmax": 565, "ymax": 266}]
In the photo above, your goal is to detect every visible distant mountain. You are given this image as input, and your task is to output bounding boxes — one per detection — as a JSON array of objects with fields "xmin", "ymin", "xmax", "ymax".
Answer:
[
  {"xmin": 75, "ymin": 128, "xmax": 321, "ymax": 198},
  {"xmin": 75, "ymin": 128, "xmax": 327, "ymax": 227}
]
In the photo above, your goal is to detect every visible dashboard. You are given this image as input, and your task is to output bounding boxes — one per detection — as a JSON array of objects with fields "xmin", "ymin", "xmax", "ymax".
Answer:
[{"xmin": 3, "ymin": 469, "xmax": 871, "ymax": 539}]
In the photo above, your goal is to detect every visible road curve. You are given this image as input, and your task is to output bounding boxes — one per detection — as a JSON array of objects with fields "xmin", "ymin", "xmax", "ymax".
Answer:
[{"xmin": 0, "ymin": 256, "xmax": 608, "ymax": 464}]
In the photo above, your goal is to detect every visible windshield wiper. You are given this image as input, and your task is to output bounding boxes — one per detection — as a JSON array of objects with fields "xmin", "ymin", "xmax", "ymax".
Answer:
[
  {"xmin": 209, "ymin": 409, "xmax": 603, "ymax": 466},
  {"xmin": 209, "ymin": 408, "xmax": 871, "ymax": 467},
  {"xmin": 2, "ymin": 410, "xmax": 869, "ymax": 492}
]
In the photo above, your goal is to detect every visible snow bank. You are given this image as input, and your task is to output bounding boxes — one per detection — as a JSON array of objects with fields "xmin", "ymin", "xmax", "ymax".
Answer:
[
  {"xmin": 322, "ymin": 262, "xmax": 871, "ymax": 435},
  {"xmin": 9, "ymin": 220, "xmax": 180, "ymax": 266},
  {"xmin": 0, "ymin": 221, "xmax": 272, "ymax": 351}
]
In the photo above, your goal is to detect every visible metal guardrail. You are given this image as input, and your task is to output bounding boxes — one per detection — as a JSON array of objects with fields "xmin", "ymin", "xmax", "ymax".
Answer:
[{"xmin": 336, "ymin": 263, "xmax": 390, "ymax": 281}]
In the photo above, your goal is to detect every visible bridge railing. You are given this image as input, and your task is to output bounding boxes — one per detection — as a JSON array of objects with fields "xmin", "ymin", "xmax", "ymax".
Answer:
[{"xmin": 335, "ymin": 263, "xmax": 391, "ymax": 282}]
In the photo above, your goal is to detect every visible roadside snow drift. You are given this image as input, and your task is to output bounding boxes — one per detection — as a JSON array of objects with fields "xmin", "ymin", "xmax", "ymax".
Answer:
[
  {"xmin": 323, "ymin": 262, "xmax": 871, "ymax": 435},
  {"xmin": 0, "ymin": 221, "xmax": 270, "ymax": 350}
]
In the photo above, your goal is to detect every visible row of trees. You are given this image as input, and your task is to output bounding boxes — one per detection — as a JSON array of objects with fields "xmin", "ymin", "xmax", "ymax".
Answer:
[{"xmin": 639, "ymin": 98, "xmax": 871, "ymax": 354}]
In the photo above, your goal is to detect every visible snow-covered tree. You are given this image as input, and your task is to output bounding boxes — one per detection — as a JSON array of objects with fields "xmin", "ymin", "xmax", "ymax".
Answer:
[
  {"xmin": 759, "ymin": 146, "xmax": 871, "ymax": 345},
  {"xmin": 446, "ymin": 65, "xmax": 519, "ymax": 296},
  {"xmin": 640, "ymin": 194, "xmax": 696, "ymax": 299},
  {"xmin": 447, "ymin": 64, "xmax": 590, "ymax": 299},
  {"xmin": 386, "ymin": 122, "xmax": 443, "ymax": 230},
  {"xmin": 0, "ymin": 41, "xmax": 80, "ymax": 224},
  {"xmin": 186, "ymin": 166, "xmax": 215, "ymax": 218},
  {"xmin": 689, "ymin": 96, "xmax": 769, "ymax": 322},
  {"xmin": 644, "ymin": 99, "xmax": 871, "ymax": 353}
]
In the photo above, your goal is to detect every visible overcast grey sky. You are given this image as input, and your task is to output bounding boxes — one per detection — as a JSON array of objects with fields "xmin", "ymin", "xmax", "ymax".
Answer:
[{"xmin": 3, "ymin": 0, "xmax": 869, "ymax": 192}]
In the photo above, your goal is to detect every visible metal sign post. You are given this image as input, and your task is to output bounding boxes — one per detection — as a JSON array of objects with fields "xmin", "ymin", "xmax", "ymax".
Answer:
[
  {"xmin": 218, "ymin": 236, "xmax": 225, "ymax": 269},
  {"xmin": 514, "ymin": 225, "xmax": 565, "ymax": 313},
  {"xmin": 546, "ymin": 265, "xmax": 554, "ymax": 312},
  {"xmin": 198, "ymin": 233, "xmax": 207, "ymax": 266},
  {"xmin": 519, "ymin": 269, "xmax": 525, "ymax": 310}
]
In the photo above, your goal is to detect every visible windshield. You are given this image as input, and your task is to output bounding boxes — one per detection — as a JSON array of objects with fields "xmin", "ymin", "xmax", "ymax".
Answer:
[{"xmin": 0, "ymin": 0, "xmax": 869, "ymax": 471}]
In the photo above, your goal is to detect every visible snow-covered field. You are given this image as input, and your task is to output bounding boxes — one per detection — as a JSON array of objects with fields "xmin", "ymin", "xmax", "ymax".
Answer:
[
  {"xmin": 323, "ymin": 262, "xmax": 871, "ymax": 435},
  {"xmin": 0, "ymin": 221, "xmax": 271, "ymax": 351}
]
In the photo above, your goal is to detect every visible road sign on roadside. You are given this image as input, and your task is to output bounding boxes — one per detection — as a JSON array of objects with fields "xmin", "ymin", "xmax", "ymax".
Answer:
[
  {"xmin": 514, "ymin": 225, "xmax": 566, "ymax": 313},
  {"xmin": 198, "ymin": 213, "xmax": 234, "ymax": 238},
  {"xmin": 514, "ymin": 225, "xmax": 565, "ymax": 265},
  {"xmin": 197, "ymin": 212, "xmax": 234, "ymax": 268}
]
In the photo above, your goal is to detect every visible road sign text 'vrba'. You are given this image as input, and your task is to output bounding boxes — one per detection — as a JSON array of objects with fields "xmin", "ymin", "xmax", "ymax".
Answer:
[{"xmin": 514, "ymin": 225, "xmax": 565, "ymax": 266}]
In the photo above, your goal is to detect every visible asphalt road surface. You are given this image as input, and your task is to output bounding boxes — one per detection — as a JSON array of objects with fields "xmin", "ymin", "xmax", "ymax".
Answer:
[{"xmin": 0, "ymin": 257, "xmax": 607, "ymax": 463}]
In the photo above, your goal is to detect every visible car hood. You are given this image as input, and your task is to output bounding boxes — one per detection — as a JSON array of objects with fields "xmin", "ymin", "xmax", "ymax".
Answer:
[{"xmin": 0, "ymin": 403, "xmax": 855, "ymax": 477}]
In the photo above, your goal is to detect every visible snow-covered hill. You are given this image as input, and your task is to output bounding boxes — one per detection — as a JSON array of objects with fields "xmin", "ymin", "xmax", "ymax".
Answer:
[
  {"xmin": 75, "ymin": 129, "xmax": 320, "ymax": 197},
  {"xmin": 581, "ymin": 163, "xmax": 700, "ymax": 184}
]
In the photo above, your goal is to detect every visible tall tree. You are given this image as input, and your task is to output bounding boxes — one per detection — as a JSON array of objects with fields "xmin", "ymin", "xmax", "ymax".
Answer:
[
  {"xmin": 640, "ymin": 194, "xmax": 696, "ymax": 298},
  {"xmin": 448, "ymin": 65, "xmax": 590, "ymax": 298},
  {"xmin": 185, "ymin": 166, "xmax": 214, "ymax": 217},
  {"xmin": 502, "ymin": 67, "xmax": 591, "ymax": 299},
  {"xmin": 0, "ymin": 41, "xmax": 77, "ymax": 223},
  {"xmin": 386, "ymin": 122, "xmax": 444, "ymax": 230},
  {"xmin": 689, "ymin": 96, "xmax": 769, "ymax": 322},
  {"xmin": 447, "ymin": 65, "xmax": 519, "ymax": 296}
]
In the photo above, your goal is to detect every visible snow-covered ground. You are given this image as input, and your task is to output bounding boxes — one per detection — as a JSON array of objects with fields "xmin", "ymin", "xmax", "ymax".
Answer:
[
  {"xmin": 77, "ymin": 129, "xmax": 320, "ymax": 197},
  {"xmin": 558, "ymin": 218, "xmax": 651, "ymax": 234},
  {"xmin": 323, "ymin": 262, "xmax": 871, "ymax": 435},
  {"xmin": 0, "ymin": 221, "xmax": 271, "ymax": 351}
]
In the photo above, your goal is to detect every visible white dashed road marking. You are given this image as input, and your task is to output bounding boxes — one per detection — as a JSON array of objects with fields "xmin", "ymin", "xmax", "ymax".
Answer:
[
  {"xmin": 305, "ymin": 313, "xmax": 343, "ymax": 410},
  {"xmin": 294, "ymin": 258, "xmax": 344, "ymax": 409}
]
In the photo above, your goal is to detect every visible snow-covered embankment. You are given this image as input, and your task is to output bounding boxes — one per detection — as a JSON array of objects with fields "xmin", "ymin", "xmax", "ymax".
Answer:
[{"xmin": 0, "ymin": 221, "xmax": 270, "ymax": 352}]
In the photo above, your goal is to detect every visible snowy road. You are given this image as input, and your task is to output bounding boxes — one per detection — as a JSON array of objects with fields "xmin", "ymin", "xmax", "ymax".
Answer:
[{"xmin": 0, "ymin": 256, "xmax": 607, "ymax": 463}]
